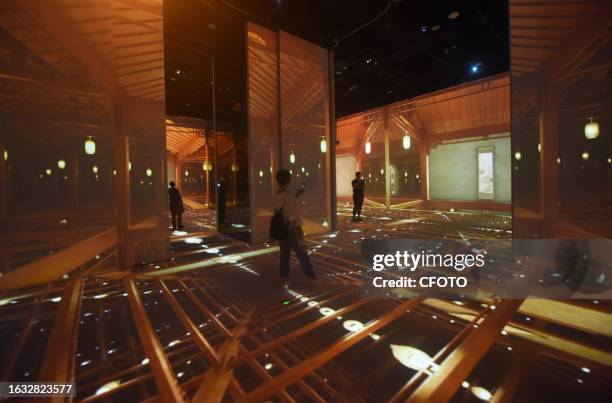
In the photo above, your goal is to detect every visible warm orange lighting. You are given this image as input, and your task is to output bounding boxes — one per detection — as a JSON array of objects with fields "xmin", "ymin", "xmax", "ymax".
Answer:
[
  {"xmin": 248, "ymin": 31, "xmax": 267, "ymax": 46},
  {"xmin": 365, "ymin": 141, "xmax": 371, "ymax": 154}
]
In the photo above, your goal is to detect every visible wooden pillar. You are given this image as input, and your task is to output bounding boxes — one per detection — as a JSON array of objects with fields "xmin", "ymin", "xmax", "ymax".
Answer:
[
  {"xmin": 114, "ymin": 104, "xmax": 132, "ymax": 269},
  {"xmin": 384, "ymin": 109, "xmax": 391, "ymax": 208},
  {"xmin": 205, "ymin": 135, "xmax": 211, "ymax": 206},
  {"xmin": 538, "ymin": 72, "xmax": 559, "ymax": 225},
  {"xmin": 328, "ymin": 50, "xmax": 338, "ymax": 230},
  {"xmin": 419, "ymin": 141, "xmax": 428, "ymax": 204},
  {"xmin": 0, "ymin": 144, "xmax": 7, "ymax": 220},
  {"xmin": 410, "ymin": 300, "xmax": 523, "ymax": 403}
]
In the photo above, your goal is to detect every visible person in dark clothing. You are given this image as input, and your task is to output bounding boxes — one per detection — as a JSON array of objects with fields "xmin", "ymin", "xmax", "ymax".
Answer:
[
  {"xmin": 351, "ymin": 171, "xmax": 365, "ymax": 221},
  {"xmin": 275, "ymin": 169, "xmax": 315, "ymax": 286},
  {"xmin": 168, "ymin": 181, "xmax": 184, "ymax": 230}
]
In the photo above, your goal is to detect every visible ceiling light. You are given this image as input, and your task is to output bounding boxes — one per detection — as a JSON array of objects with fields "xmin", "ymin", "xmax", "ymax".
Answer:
[
  {"xmin": 581, "ymin": 367, "xmax": 591, "ymax": 373},
  {"xmin": 448, "ymin": 11, "xmax": 460, "ymax": 20},
  {"xmin": 289, "ymin": 151, "xmax": 296, "ymax": 164},
  {"xmin": 320, "ymin": 138, "xmax": 327, "ymax": 153},
  {"xmin": 146, "ymin": 168, "xmax": 152, "ymax": 177},
  {"xmin": 92, "ymin": 165, "xmax": 98, "ymax": 174},
  {"xmin": 342, "ymin": 320, "xmax": 364, "ymax": 332},
  {"xmin": 96, "ymin": 381, "xmax": 121, "ymax": 396},
  {"xmin": 470, "ymin": 63, "xmax": 482, "ymax": 74},
  {"xmin": 581, "ymin": 151, "xmax": 589, "ymax": 161},
  {"xmin": 57, "ymin": 159, "xmax": 66, "ymax": 169},
  {"xmin": 3, "ymin": 150, "xmax": 7, "ymax": 161},
  {"xmin": 45, "ymin": 168, "xmax": 52, "ymax": 176},
  {"xmin": 176, "ymin": 69, "xmax": 181, "ymax": 75},
  {"xmin": 84, "ymin": 137, "xmax": 96, "ymax": 155},
  {"xmin": 402, "ymin": 133, "xmax": 411, "ymax": 150},
  {"xmin": 584, "ymin": 118, "xmax": 599, "ymax": 139},
  {"xmin": 365, "ymin": 141, "xmax": 371, "ymax": 154},
  {"xmin": 514, "ymin": 151, "xmax": 522, "ymax": 161}
]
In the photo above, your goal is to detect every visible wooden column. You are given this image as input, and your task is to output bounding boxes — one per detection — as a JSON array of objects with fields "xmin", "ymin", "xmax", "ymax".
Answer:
[
  {"xmin": 328, "ymin": 50, "xmax": 338, "ymax": 230},
  {"xmin": 0, "ymin": 144, "xmax": 7, "ymax": 220},
  {"xmin": 384, "ymin": 109, "xmax": 391, "ymax": 208},
  {"xmin": 409, "ymin": 300, "xmax": 523, "ymax": 403},
  {"xmin": 538, "ymin": 72, "xmax": 559, "ymax": 225},
  {"xmin": 419, "ymin": 141, "xmax": 428, "ymax": 204},
  {"xmin": 114, "ymin": 103, "xmax": 132, "ymax": 269}
]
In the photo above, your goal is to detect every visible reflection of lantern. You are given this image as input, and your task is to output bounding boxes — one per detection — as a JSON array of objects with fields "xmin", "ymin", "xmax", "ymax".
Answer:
[
  {"xmin": 3, "ymin": 150, "xmax": 7, "ymax": 161},
  {"xmin": 514, "ymin": 151, "xmax": 522, "ymax": 161},
  {"xmin": 202, "ymin": 161, "xmax": 212, "ymax": 171},
  {"xmin": 320, "ymin": 138, "xmax": 327, "ymax": 153},
  {"xmin": 584, "ymin": 118, "xmax": 599, "ymax": 139},
  {"xmin": 84, "ymin": 137, "xmax": 96, "ymax": 155},
  {"xmin": 416, "ymin": 173, "xmax": 420, "ymax": 179},
  {"xmin": 581, "ymin": 151, "xmax": 589, "ymax": 160},
  {"xmin": 537, "ymin": 143, "xmax": 541, "ymax": 153},
  {"xmin": 113, "ymin": 169, "xmax": 117, "ymax": 176},
  {"xmin": 57, "ymin": 159, "xmax": 66, "ymax": 169},
  {"xmin": 289, "ymin": 151, "xmax": 296, "ymax": 164},
  {"xmin": 365, "ymin": 141, "xmax": 371, "ymax": 154},
  {"xmin": 128, "ymin": 162, "xmax": 132, "ymax": 171},
  {"xmin": 402, "ymin": 133, "xmax": 411, "ymax": 150},
  {"xmin": 146, "ymin": 168, "xmax": 152, "ymax": 177},
  {"xmin": 92, "ymin": 165, "xmax": 98, "ymax": 174},
  {"xmin": 45, "ymin": 168, "xmax": 52, "ymax": 176}
]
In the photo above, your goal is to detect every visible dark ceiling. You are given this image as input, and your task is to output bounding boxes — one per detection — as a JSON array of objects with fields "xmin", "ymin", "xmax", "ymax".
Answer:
[{"xmin": 165, "ymin": 0, "xmax": 509, "ymax": 120}]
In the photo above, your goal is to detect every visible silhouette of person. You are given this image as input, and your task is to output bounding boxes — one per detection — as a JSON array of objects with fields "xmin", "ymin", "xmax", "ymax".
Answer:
[
  {"xmin": 352, "ymin": 171, "xmax": 365, "ymax": 221},
  {"xmin": 168, "ymin": 181, "xmax": 184, "ymax": 230}
]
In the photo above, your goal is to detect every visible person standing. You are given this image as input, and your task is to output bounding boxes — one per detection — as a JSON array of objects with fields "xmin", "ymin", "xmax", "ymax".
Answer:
[
  {"xmin": 351, "ymin": 171, "xmax": 365, "ymax": 221},
  {"xmin": 275, "ymin": 169, "xmax": 315, "ymax": 285},
  {"xmin": 168, "ymin": 181, "xmax": 184, "ymax": 230}
]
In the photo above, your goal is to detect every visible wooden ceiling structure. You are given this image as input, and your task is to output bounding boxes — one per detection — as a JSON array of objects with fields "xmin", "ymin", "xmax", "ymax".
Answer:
[{"xmin": 336, "ymin": 74, "xmax": 510, "ymax": 152}]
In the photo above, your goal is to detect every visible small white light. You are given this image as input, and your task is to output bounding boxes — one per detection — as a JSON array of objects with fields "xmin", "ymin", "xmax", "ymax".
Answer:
[
  {"xmin": 146, "ymin": 168, "xmax": 152, "ymax": 177},
  {"xmin": 92, "ymin": 165, "xmax": 98, "ymax": 174},
  {"xmin": 343, "ymin": 320, "xmax": 364, "ymax": 332},
  {"xmin": 556, "ymin": 157, "xmax": 561, "ymax": 164},
  {"xmin": 57, "ymin": 159, "xmax": 66, "ymax": 169},
  {"xmin": 380, "ymin": 168, "xmax": 384, "ymax": 175},
  {"xmin": 514, "ymin": 151, "xmax": 522, "ymax": 160},
  {"xmin": 96, "ymin": 381, "xmax": 120, "ymax": 396},
  {"xmin": 84, "ymin": 137, "xmax": 96, "ymax": 155},
  {"xmin": 471, "ymin": 386, "xmax": 492, "ymax": 401},
  {"xmin": 320, "ymin": 138, "xmax": 327, "ymax": 153},
  {"xmin": 3, "ymin": 150, "xmax": 7, "ymax": 161},
  {"xmin": 141, "ymin": 358, "xmax": 149, "ymax": 365},
  {"xmin": 168, "ymin": 340, "xmax": 180, "ymax": 347},
  {"xmin": 259, "ymin": 170, "xmax": 263, "ymax": 178},
  {"xmin": 581, "ymin": 151, "xmax": 589, "ymax": 160},
  {"xmin": 319, "ymin": 307, "xmax": 335, "ymax": 316},
  {"xmin": 185, "ymin": 170, "xmax": 189, "ymax": 176},
  {"xmin": 184, "ymin": 237, "xmax": 203, "ymax": 244},
  {"xmin": 45, "ymin": 169, "xmax": 52, "ymax": 176},
  {"xmin": 289, "ymin": 151, "xmax": 296, "ymax": 164},
  {"xmin": 462, "ymin": 381, "xmax": 470, "ymax": 389},
  {"xmin": 264, "ymin": 363, "xmax": 273, "ymax": 370},
  {"xmin": 402, "ymin": 133, "xmax": 411, "ymax": 150},
  {"xmin": 584, "ymin": 118, "xmax": 599, "ymax": 139},
  {"xmin": 204, "ymin": 248, "xmax": 220, "ymax": 254},
  {"xmin": 365, "ymin": 141, "xmax": 371, "ymax": 154},
  {"xmin": 538, "ymin": 143, "xmax": 541, "ymax": 153},
  {"xmin": 370, "ymin": 333, "xmax": 381, "ymax": 340},
  {"xmin": 581, "ymin": 367, "xmax": 591, "ymax": 373}
]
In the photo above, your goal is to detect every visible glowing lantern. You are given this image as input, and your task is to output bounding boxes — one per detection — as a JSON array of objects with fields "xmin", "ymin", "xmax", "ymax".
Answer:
[
  {"xmin": 289, "ymin": 151, "xmax": 296, "ymax": 164},
  {"xmin": 402, "ymin": 133, "xmax": 411, "ymax": 150},
  {"xmin": 581, "ymin": 151, "xmax": 589, "ymax": 160},
  {"xmin": 514, "ymin": 151, "xmax": 522, "ymax": 161},
  {"xmin": 92, "ymin": 165, "xmax": 98, "ymax": 174},
  {"xmin": 259, "ymin": 170, "xmax": 263, "ymax": 178},
  {"xmin": 45, "ymin": 169, "xmax": 52, "ymax": 176},
  {"xmin": 320, "ymin": 138, "xmax": 327, "ymax": 153},
  {"xmin": 390, "ymin": 344, "xmax": 435, "ymax": 371},
  {"xmin": 146, "ymin": 168, "xmax": 152, "ymax": 177},
  {"xmin": 57, "ymin": 159, "xmax": 66, "ymax": 169},
  {"xmin": 3, "ymin": 150, "xmax": 7, "ymax": 161},
  {"xmin": 584, "ymin": 118, "xmax": 599, "ymax": 140},
  {"xmin": 185, "ymin": 170, "xmax": 189, "ymax": 176},
  {"xmin": 365, "ymin": 141, "xmax": 371, "ymax": 154},
  {"xmin": 84, "ymin": 137, "xmax": 96, "ymax": 155}
]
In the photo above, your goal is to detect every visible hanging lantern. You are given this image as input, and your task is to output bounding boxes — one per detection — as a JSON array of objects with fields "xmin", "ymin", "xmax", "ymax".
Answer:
[
  {"xmin": 92, "ymin": 165, "xmax": 98, "ymax": 174},
  {"xmin": 537, "ymin": 143, "xmax": 541, "ymax": 153},
  {"xmin": 581, "ymin": 151, "xmax": 589, "ymax": 161},
  {"xmin": 57, "ymin": 159, "xmax": 66, "ymax": 169},
  {"xmin": 289, "ymin": 151, "xmax": 296, "ymax": 164},
  {"xmin": 402, "ymin": 133, "xmax": 411, "ymax": 150},
  {"xmin": 146, "ymin": 168, "xmax": 152, "ymax": 177},
  {"xmin": 584, "ymin": 118, "xmax": 599, "ymax": 140},
  {"xmin": 3, "ymin": 150, "xmax": 7, "ymax": 161},
  {"xmin": 128, "ymin": 162, "xmax": 132, "ymax": 171},
  {"xmin": 514, "ymin": 151, "xmax": 522, "ymax": 161},
  {"xmin": 320, "ymin": 138, "xmax": 327, "ymax": 153},
  {"xmin": 45, "ymin": 168, "xmax": 52, "ymax": 176},
  {"xmin": 84, "ymin": 137, "xmax": 96, "ymax": 155},
  {"xmin": 259, "ymin": 170, "xmax": 263, "ymax": 178},
  {"xmin": 380, "ymin": 168, "xmax": 384, "ymax": 175},
  {"xmin": 365, "ymin": 141, "xmax": 371, "ymax": 154},
  {"xmin": 185, "ymin": 170, "xmax": 189, "ymax": 176}
]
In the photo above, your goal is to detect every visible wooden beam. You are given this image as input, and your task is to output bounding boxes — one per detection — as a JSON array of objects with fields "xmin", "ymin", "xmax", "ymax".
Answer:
[
  {"xmin": 125, "ymin": 278, "xmax": 186, "ymax": 403},
  {"xmin": 38, "ymin": 279, "xmax": 84, "ymax": 390},
  {"xmin": 191, "ymin": 317, "xmax": 250, "ymax": 403},
  {"xmin": 240, "ymin": 299, "xmax": 421, "ymax": 403},
  {"xmin": 538, "ymin": 73, "xmax": 558, "ymax": 223},
  {"xmin": 428, "ymin": 124, "xmax": 510, "ymax": 143},
  {"xmin": 408, "ymin": 300, "xmax": 523, "ymax": 403}
]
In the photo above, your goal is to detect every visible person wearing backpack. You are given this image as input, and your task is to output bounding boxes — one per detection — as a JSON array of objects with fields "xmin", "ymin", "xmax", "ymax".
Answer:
[{"xmin": 271, "ymin": 169, "xmax": 315, "ymax": 286}]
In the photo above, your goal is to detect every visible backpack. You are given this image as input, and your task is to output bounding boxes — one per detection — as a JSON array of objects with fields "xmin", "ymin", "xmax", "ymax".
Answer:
[{"xmin": 269, "ymin": 203, "xmax": 288, "ymax": 240}]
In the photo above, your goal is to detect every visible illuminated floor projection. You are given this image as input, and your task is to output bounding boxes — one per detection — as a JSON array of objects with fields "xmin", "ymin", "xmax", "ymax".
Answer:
[{"xmin": 1, "ymin": 206, "xmax": 609, "ymax": 402}]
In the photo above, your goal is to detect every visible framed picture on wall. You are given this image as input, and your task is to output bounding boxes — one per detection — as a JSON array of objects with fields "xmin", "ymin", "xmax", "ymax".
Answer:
[{"xmin": 477, "ymin": 146, "xmax": 495, "ymax": 200}]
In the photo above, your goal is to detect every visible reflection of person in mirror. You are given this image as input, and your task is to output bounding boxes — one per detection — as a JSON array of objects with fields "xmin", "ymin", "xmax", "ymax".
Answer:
[
  {"xmin": 275, "ymin": 169, "xmax": 315, "ymax": 286},
  {"xmin": 352, "ymin": 171, "xmax": 365, "ymax": 221},
  {"xmin": 168, "ymin": 181, "xmax": 184, "ymax": 230}
]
